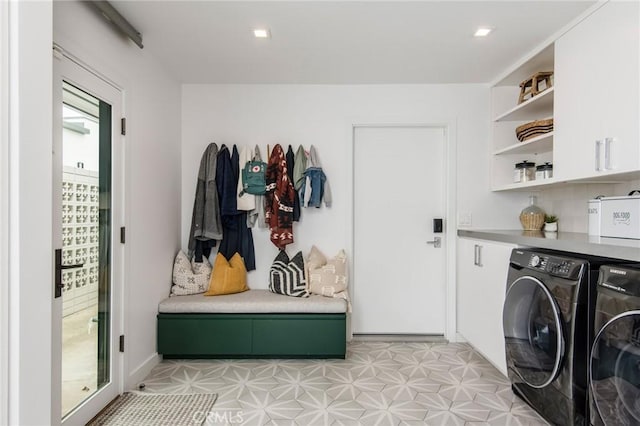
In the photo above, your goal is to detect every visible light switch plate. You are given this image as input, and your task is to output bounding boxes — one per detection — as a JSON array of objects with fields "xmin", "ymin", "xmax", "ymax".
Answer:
[{"xmin": 458, "ymin": 212, "xmax": 472, "ymax": 227}]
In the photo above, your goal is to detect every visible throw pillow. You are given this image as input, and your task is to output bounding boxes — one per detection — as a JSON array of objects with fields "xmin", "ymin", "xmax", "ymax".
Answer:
[
  {"xmin": 205, "ymin": 253, "xmax": 249, "ymax": 296},
  {"xmin": 269, "ymin": 250, "xmax": 309, "ymax": 298},
  {"xmin": 306, "ymin": 245, "xmax": 327, "ymax": 270},
  {"xmin": 308, "ymin": 249, "xmax": 348, "ymax": 297},
  {"xmin": 171, "ymin": 250, "xmax": 212, "ymax": 296}
]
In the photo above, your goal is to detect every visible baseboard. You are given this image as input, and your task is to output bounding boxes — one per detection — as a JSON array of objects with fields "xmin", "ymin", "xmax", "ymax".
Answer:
[
  {"xmin": 455, "ymin": 333, "xmax": 468, "ymax": 343},
  {"xmin": 352, "ymin": 334, "xmax": 448, "ymax": 343},
  {"xmin": 126, "ymin": 352, "xmax": 161, "ymax": 391}
]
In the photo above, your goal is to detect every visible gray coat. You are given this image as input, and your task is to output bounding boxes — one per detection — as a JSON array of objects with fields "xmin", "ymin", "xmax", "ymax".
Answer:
[{"xmin": 188, "ymin": 143, "xmax": 223, "ymax": 258}]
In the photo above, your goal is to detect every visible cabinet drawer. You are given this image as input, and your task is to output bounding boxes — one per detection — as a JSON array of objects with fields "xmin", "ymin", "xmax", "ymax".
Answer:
[
  {"xmin": 157, "ymin": 314, "xmax": 252, "ymax": 355},
  {"xmin": 252, "ymin": 314, "xmax": 346, "ymax": 356}
]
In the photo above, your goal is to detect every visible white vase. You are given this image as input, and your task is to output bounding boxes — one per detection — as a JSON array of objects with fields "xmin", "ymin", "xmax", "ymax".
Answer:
[{"xmin": 544, "ymin": 222, "xmax": 558, "ymax": 232}]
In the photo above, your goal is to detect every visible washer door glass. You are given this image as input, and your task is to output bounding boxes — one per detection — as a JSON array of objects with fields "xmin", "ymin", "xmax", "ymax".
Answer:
[
  {"xmin": 503, "ymin": 276, "xmax": 565, "ymax": 388},
  {"xmin": 590, "ymin": 311, "xmax": 640, "ymax": 425}
]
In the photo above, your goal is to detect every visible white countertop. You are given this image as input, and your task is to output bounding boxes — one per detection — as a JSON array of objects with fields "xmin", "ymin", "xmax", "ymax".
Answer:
[{"xmin": 458, "ymin": 229, "xmax": 640, "ymax": 262}]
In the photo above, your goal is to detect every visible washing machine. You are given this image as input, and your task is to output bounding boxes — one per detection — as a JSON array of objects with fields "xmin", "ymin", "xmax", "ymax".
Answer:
[
  {"xmin": 503, "ymin": 248, "xmax": 619, "ymax": 425},
  {"xmin": 589, "ymin": 264, "xmax": 640, "ymax": 425}
]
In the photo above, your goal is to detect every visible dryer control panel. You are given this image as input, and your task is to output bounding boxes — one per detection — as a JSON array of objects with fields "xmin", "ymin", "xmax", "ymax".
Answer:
[{"xmin": 511, "ymin": 250, "xmax": 584, "ymax": 280}]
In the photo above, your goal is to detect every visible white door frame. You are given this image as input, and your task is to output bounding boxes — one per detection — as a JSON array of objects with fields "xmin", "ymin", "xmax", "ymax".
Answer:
[
  {"xmin": 348, "ymin": 120, "xmax": 458, "ymax": 342},
  {"xmin": 0, "ymin": 1, "xmax": 10, "ymax": 423},
  {"xmin": 52, "ymin": 46, "xmax": 126, "ymax": 426}
]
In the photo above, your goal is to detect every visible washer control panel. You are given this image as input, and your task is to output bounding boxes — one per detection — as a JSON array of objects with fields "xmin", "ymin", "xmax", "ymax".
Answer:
[
  {"xmin": 525, "ymin": 253, "xmax": 580, "ymax": 279},
  {"xmin": 546, "ymin": 259, "xmax": 575, "ymax": 277}
]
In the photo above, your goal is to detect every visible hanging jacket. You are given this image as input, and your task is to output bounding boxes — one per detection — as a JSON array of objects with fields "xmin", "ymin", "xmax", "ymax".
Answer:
[
  {"xmin": 286, "ymin": 145, "xmax": 301, "ymax": 221},
  {"xmin": 301, "ymin": 145, "xmax": 332, "ymax": 208},
  {"xmin": 188, "ymin": 143, "xmax": 223, "ymax": 261},
  {"xmin": 293, "ymin": 145, "xmax": 307, "ymax": 191},
  {"xmin": 265, "ymin": 144, "xmax": 295, "ymax": 249},
  {"xmin": 216, "ymin": 144, "xmax": 256, "ymax": 271},
  {"xmin": 216, "ymin": 145, "xmax": 239, "ymax": 218}
]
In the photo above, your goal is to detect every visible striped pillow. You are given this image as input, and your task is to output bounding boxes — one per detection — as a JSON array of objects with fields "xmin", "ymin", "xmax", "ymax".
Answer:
[{"xmin": 269, "ymin": 251, "xmax": 309, "ymax": 298}]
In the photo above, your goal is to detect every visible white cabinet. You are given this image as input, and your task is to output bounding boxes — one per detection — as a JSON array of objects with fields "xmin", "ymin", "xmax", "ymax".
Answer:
[
  {"xmin": 554, "ymin": 1, "xmax": 640, "ymax": 181},
  {"xmin": 457, "ymin": 237, "xmax": 515, "ymax": 376}
]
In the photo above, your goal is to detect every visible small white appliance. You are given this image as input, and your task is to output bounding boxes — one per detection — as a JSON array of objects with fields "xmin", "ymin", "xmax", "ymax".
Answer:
[{"xmin": 600, "ymin": 195, "xmax": 640, "ymax": 240}]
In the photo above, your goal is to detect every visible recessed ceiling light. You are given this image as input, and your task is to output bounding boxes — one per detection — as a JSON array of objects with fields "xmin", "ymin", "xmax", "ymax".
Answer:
[
  {"xmin": 474, "ymin": 27, "xmax": 493, "ymax": 37},
  {"xmin": 253, "ymin": 28, "xmax": 270, "ymax": 39}
]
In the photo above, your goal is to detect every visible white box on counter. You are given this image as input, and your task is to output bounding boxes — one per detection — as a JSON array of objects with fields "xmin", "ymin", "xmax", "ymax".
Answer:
[
  {"xmin": 588, "ymin": 199, "xmax": 601, "ymax": 236},
  {"xmin": 600, "ymin": 195, "xmax": 640, "ymax": 240}
]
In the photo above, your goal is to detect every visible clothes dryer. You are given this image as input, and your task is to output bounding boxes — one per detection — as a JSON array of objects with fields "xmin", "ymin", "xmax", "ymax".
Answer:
[
  {"xmin": 590, "ymin": 264, "xmax": 640, "ymax": 426},
  {"xmin": 503, "ymin": 248, "xmax": 620, "ymax": 425}
]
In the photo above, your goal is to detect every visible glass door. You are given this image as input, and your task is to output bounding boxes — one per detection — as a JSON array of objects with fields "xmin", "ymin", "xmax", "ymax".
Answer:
[
  {"xmin": 52, "ymin": 51, "xmax": 123, "ymax": 425},
  {"xmin": 503, "ymin": 276, "xmax": 565, "ymax": 388},
  {"xmin": 591, "ymin": 310, "xmax": 640, "ymax": 425}
]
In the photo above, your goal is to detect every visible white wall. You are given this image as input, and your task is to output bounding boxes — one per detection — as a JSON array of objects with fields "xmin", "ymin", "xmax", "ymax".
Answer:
[
  {"xmin": 5, "ymin": 1, "xmax": 53, "ymax": 424},
  {"xmin": 54, "ymin": 1, "xmax": 181, "ymax": 391},
  {"xmin": 534, "ymin": 180, "xmax": 640, "ymax": 233},
  {"xmin": 182, "ymin": 84, "xmax": 528, "ymax": 287}
]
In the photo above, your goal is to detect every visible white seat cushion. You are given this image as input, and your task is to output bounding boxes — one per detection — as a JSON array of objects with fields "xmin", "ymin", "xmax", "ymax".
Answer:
[{"xmin": 159, "ymin": 289, "xmax": 347, "ymax": 314}]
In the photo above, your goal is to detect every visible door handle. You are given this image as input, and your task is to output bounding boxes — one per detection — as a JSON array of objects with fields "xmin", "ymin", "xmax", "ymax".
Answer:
[
  {"xmin": 54, "ymin": 248, "xmax": 85, "ymax": 298},
  {"xmin": 60, "ymin": 263, "xmax": 85, "ymax": 270},
  {"xmin": 426, "ymin": 237, "xmax": 441, "ymax": 248},
  {"xmin": 474, "ymin": 244, "xmax": 483, "ymax": 267},
  {"xmin": 604, "ymin": 137, "xmax": 613, "ymax": 170},
  {"xmin": 595, "ymin": 140, "xmax": 602, "ymax": 171}
]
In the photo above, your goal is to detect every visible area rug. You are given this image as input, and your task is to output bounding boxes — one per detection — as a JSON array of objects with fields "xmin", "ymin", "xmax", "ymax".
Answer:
[{"xmin": 87, "ymin": 392, "xmax": 218, "ymax": 426}]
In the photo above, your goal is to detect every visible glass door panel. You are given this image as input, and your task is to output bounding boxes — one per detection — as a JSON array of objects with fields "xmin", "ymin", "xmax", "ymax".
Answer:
[{"xmin": 59, "ymin": 81, "xmax": 112, "ymax": 419}]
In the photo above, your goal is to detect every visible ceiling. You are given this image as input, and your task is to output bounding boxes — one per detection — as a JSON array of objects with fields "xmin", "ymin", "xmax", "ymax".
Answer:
[{"xmin": 111, "ymin": 1, "xmax": 596, "ymax": 84}]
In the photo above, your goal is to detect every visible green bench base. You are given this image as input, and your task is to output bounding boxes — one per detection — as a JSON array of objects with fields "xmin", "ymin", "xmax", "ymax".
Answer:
[{"xmin": 157, "ymin": 313, "xmax": 346, "ymax": 359}]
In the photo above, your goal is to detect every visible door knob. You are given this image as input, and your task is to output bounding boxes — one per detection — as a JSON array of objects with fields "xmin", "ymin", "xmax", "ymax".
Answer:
[{"xmin": 426, "ymin": 237, "xmax": 441, "ymax": 248}]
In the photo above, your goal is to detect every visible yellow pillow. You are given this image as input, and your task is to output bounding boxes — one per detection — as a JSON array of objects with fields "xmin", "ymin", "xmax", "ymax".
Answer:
[{"xmin": 205, "ymin": 253, "xmax": 249, "ymax": 296}]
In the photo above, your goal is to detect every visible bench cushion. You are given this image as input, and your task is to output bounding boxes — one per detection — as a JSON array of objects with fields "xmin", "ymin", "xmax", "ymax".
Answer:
[{"xmin": 158, "ymin": 289, "xmax": 347, "ymax": 314}]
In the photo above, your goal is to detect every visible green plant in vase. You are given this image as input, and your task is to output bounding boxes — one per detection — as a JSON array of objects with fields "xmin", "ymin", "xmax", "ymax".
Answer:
[{"xmin": 544, "ymin": 214, "xmax": 558, "ymax": 232}]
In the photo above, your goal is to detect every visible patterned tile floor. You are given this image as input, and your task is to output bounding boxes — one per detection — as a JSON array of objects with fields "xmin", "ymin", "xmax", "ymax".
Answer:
[{"xmin": 140, "ymin": 342, "xmax": 548, "ymax": 425}]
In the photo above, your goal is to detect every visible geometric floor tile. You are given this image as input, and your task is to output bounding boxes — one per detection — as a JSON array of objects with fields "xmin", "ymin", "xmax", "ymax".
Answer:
[{"xmin": 139, "ymin": 341, "xmax": 549, "ymax": 425}]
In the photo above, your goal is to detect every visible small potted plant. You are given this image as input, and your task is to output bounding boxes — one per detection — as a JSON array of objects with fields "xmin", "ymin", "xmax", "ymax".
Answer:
[{"xmin": 544, "ymin": 214, "xmax": 558, "ymax": 232}]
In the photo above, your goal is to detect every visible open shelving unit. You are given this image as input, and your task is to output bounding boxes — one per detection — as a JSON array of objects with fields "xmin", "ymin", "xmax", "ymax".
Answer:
[{"xmin": 490, "ymin": 45, "xmax": 555, "ymax": 191}]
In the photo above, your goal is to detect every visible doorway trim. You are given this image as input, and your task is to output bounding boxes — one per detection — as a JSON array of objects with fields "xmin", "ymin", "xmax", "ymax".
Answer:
[
  {"xmin": 0, "ymin": 1, "xmax": 9, "ymax": 423},
  {"xmin": 348, "ymin": 119, "xmax": 458, "ymax": 342}
]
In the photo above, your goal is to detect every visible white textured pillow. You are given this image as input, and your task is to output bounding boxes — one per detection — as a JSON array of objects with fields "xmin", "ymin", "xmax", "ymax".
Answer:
[
  {"xmin": 308, "ymin": 249, "xmax": 348, "ymax": 297},
  {"xmin": 171, "ymin": 251, "xmax": 212, "ymax": 296}
]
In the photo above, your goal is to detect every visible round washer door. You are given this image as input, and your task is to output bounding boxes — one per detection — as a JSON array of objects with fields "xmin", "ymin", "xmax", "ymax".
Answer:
[
  {"xmin": 503, "ymin": 276, "xmax": 565, "ymax": 388},
  {"xmin": 590, "ymin": 311, "xmax": 640, "ymax": 426}
]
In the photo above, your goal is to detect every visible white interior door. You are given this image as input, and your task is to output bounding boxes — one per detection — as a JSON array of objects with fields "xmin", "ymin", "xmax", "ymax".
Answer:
[
  {"xmin": 52, "ymin": 51, "xmax": 123, "ymax": 425},
  {"xmin": 353, "ymin": 126, "xmax": 446, "ymax": 335}
]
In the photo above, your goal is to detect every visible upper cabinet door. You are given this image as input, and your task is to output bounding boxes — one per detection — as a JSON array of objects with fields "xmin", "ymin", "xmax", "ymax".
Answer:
[{"xmin": 554, "ymin": 1, "xmax": 639, "ymax": 181}]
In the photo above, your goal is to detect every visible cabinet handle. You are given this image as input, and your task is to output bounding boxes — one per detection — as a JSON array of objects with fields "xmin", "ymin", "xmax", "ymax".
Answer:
[
  {"xmin": 473, "ymin": 244, "xmax": 483, "ymax": 267},
  {"xmin": 604, "ymin": 137, "xmax": 613, "ymax": 170},
  {"xmin": 595, "ymin": 140, "xmax": 602, "ymax": 171}
]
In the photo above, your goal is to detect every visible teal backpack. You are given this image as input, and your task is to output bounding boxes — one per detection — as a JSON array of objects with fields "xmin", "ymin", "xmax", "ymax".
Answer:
[{"xmin": 239, "ymin": 160, "xmax": 267, "ymax": 196}]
